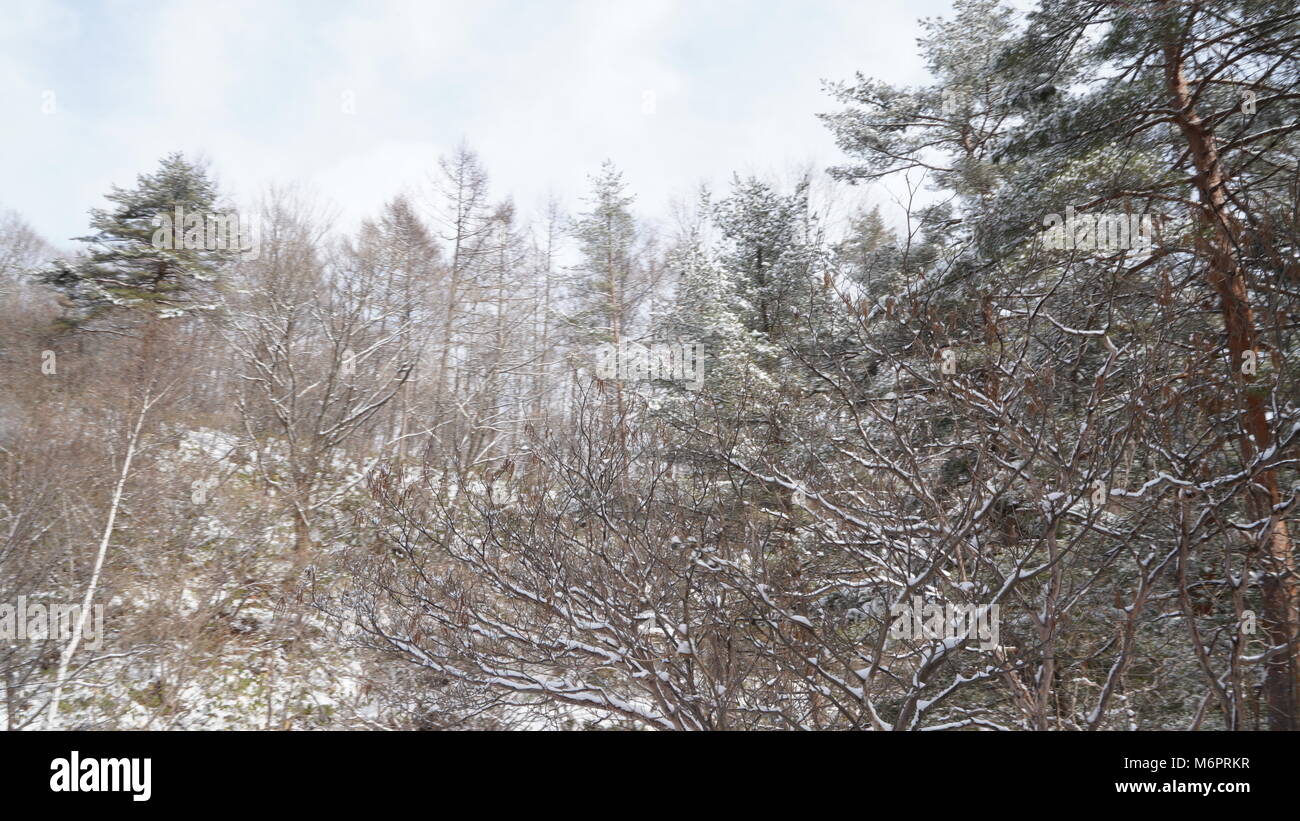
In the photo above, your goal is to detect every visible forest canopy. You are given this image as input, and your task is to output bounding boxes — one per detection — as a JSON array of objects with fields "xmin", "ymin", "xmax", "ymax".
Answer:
[{"xmin": 2, "ymin": 0, "xmax": 1299, "ymax": 732}]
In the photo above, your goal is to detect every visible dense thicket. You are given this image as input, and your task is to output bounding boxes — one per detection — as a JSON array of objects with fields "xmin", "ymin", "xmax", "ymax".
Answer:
[{"xmin": 2, "ymin": 0, "xmax": 1298, "ymax": 730}]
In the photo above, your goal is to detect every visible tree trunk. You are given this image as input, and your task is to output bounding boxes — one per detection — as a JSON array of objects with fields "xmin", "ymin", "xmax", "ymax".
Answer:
[
  {"xmin": 45, "ymin": 394, "xmax": 151, "ymax": 727},
  {"xmin": 1166, "ymin": 45, "xmax": 1300, "ymax": 730}
]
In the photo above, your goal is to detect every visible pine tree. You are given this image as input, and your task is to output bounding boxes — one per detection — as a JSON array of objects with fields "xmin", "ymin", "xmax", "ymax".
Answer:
[
  {"xmin": 568, "ymin": 161, "xmax": 643, "ymax": 350},
  {"xmin": 822, "ymin": 0, "xmax": 1300, "ymax": 730},
  {"xmin": 39, "ymin": 153, "xmax": 234, "ymax": 328},
  {"xmin": 664, "ymin": 190, "xmax": 773, "ymax": 399},
  {"xmin": 834, "ymin": 204, "xmax": 901, "ymax": 299},
  {"xmin": 714, "ymin": 175, "xmax": 826, "ymax": 347}
]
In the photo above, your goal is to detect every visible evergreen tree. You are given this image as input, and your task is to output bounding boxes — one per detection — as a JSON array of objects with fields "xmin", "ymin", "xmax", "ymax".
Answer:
[
  {"xmin": 834, "ymin": 204, "xmax": 902, "ymax": 299},
  {"xmin": 568, "ymin": 161, "xmax": 644, "ymax": 350},
  {"xmin": 664, "ymin": 189, "xmax": 776, "ymax": 398},
  {"xmin": 822, "ymin": 0, "xmax": 1300, "ymax": 730},
  {"xmin": 714, "ymin": 175, "xmax": 827, "ymax": 347},
  {"xmin": 39, "ymin": 153, "xmax": 234, "ymax": 328}
]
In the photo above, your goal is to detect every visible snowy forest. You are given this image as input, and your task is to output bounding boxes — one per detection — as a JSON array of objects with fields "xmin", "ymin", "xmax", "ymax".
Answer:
[{"xmin": 3, "ymin": 0, "xmax": 1300, "ymax": 731}]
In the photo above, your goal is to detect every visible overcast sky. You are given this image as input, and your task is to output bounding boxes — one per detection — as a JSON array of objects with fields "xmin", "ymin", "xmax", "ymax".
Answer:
[{"xmin": 1, "ymin": 0, "xmax": 957, "ymax": 249}]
